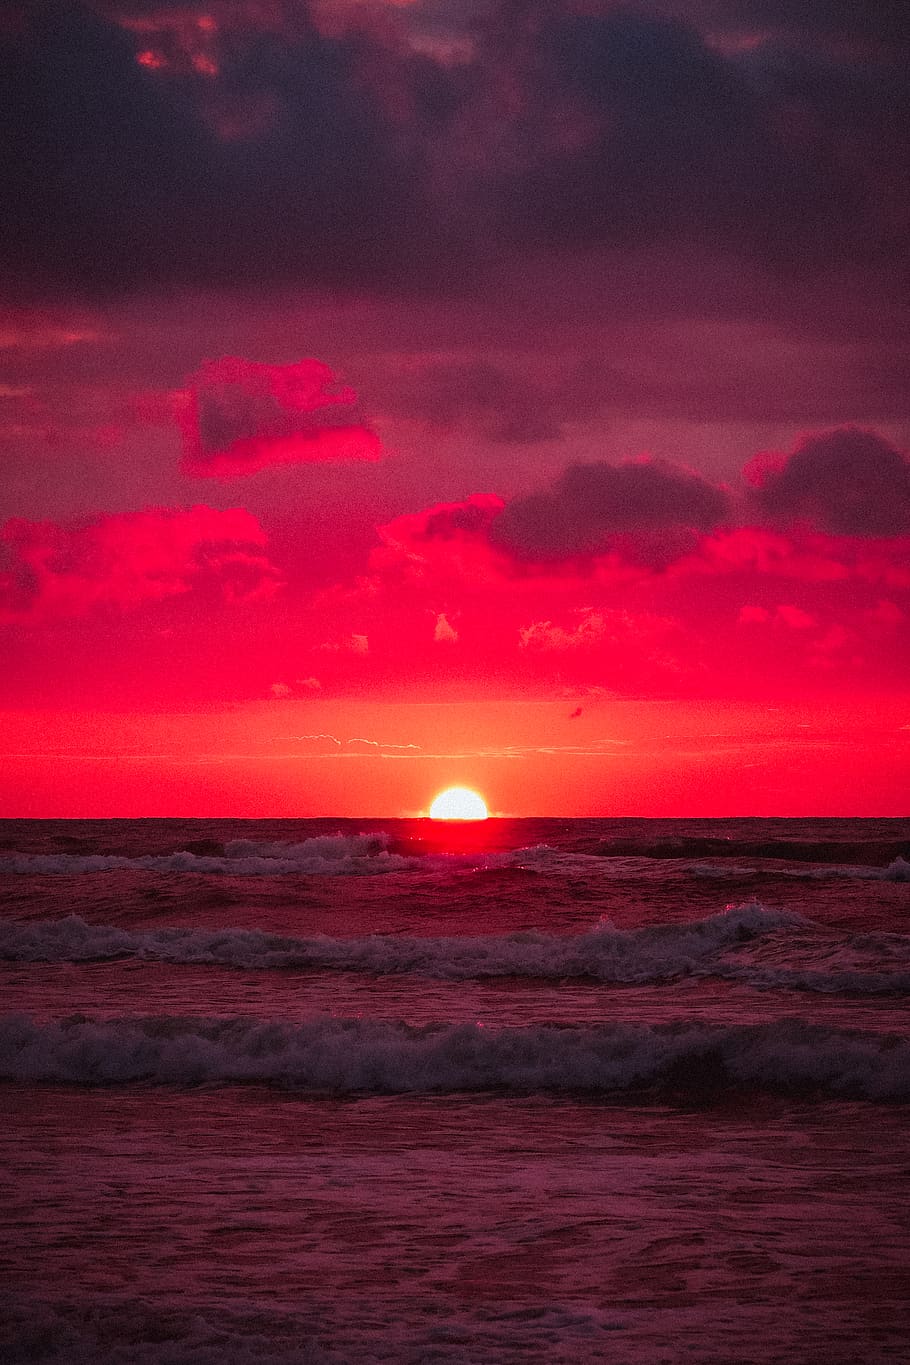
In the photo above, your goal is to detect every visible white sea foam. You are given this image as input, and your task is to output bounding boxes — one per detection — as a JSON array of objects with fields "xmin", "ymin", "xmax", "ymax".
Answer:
[
  {"xmin": 0, "ymin": 832, "xmax": 418, "ymax": 877},
  {"xmin": 0, "ymin": 834, "xmax": 588, "ymax": 879},
  {"xmin": 715, "ymin": 963, "xmax": 910, "ymax": 996},
  {"xmin": 780, "ymin": 856, "xmax": 910, "ymax": 882},
  {"xmin": 5, "ymin": 839, "xmax": 907, "ymax": 887},
  {"xmin": 692, "ymin": 856, "xmax": 910, "ymax": 883},
  {"xmin": 5, "ymin": 905, "xmax": 908, "ymax": 994},
  {"xmin": 1, "ymin": 1012, "xmax": 907, "ymax": 1099},
  {"xmin": 0, "ymin": 903, "xmax": 806, "ymax": 983}
]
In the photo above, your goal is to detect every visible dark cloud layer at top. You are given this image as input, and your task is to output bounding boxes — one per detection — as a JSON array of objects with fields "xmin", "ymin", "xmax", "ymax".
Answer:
[
  {"xmin": 0, "ymin": 2, "xmax": 427, "ymax": 295},
  {"xmin": 679, "ymin": 0, "xmax": 910, "ymax": 50},
  {"xmin": 476, "ymin": 5, "xmax": 868, "ymax": 269},
  {"xmin": 1, "ymin": 0, "xmax": 907, "ymax": 299}
]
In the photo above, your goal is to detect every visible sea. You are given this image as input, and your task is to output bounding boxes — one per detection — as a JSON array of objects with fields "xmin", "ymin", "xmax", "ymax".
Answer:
[{"xmin": 1, "ymin": 815, "xmax": 909, "ymax": 1364}]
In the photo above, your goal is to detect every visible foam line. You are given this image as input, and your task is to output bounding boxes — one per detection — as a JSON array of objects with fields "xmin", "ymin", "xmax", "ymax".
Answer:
[
  {"xmin": 1, "ymin": 1013, "xmax": 907, "ymax": 1100},
  {"xmin": 0, "ymin": 903, "xmax": 806, "ymax": 982}
]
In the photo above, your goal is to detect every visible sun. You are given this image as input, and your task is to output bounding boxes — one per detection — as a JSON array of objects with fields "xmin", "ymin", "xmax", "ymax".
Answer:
[{"xmin": 428, "ymin": 787, "xmax": 489, "ymax": 821}]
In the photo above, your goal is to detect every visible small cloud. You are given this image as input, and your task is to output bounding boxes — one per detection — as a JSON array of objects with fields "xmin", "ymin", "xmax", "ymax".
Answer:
[
  {"xmin": 519, "ymin": 611, "xmax": 609, "ymax": 651},
  {"xmin": 283, "ymin": 733, "xmax": 422, "ymax": 754},
  {"xmin": 269, "ymin": 677, "xmax": 321, "ymax": 699},
  {"xmin": 775, "ymin": 604, "xmax": 816, "ymax": 630},
  {"xmin": 319, "ymin": 633, "xmax": 370, "ymax": 654},
  {"xmin": 569, "ymin": 706, "xmax": 583, "ymax": 719},
  {"xmin": 287, "ymin": 733, "xmax": 342, "ymax": 746},
  {"xmin": 869, "ymin": 600, "xmax": 905, "ymax": 625},
  {"xmin": 433, "ymin": 611, "xmax": 459, "ymax": 642},
  {"xmin": 555, "ymin": 686, "xmax": 614, "ymax": 701},
  {"xmin": 812, "ymin": 625, "xmax": 851, "ymax": 654},
  {"xmin": 180, "ymin": 356, "xmax": 381, "ymax": 477}
]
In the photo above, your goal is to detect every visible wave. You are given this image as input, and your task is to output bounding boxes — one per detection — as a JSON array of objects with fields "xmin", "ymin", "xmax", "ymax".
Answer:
[
  {"xmin": 595, "ymin": 836, "xmax": 910, "ymax": 867},
  {"xmin": 3, "ymin": 834, "xmax": 907, "ymax": 885},
  {"xmin": 692, "ymin": 858, "xmax": 910, "ymax": 882},
  {"xmin": 1, "ymin": 1012, "xmax": 907, "ymax": 1100},
  {"xmin": 714, "ymin": 963, "xmax": 910, "ymax": 996},
  {"xmin": 0, "ymin": 832, "xmax": 419, "ymax": 878},
  {"xmin": 0, "ymin": 834, "xmax": 593, "ymax": 880},
  {"xmin": 0, "ymin": 903, "xmax": 806, "ymax": 983},
  {"xmin": 5, "ymin": 905, "xmax": 909, "ymax": 995},
  {"xmin": 782, "ymin": 856, "xmax": 910, "ymax": 883}
]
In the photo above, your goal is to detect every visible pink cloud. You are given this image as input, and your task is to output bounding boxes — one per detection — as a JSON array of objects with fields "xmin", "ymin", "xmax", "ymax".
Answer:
[
  {"xmin": 180, "ymin": 356, "xmax": 381, "ymax": 476},
  {"xmin": 738, "ymin": 604, "xmax": 771, "ymax": 625},
  {"xmin": 694, "ymin": 525, "xmax": 910, "ymax": 588},
  {"xmin": 776, "ymin": 604, "xmax": 817, "ymax": 630},
  {"xmin": 370, "ymin": 495, "xmax": 506, "ymax": 584},
  {"xmin": 433, "ymin": 612, "xmax": 459, "ymax": 642},
  {"xmin": 387, "ymin": 495, "xmax": 507, "ymax": 545},
  {"xmin": 518, "ymin": 610, "xmax": 614, "ymax": 651},
  {"xmin": 0, "ymin": 506, "xmax": 280, "ymax": 621}
]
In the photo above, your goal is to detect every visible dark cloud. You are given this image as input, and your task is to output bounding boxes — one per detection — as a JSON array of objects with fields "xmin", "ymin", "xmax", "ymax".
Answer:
[
  {"xmin": 386, "ymin": 357, "xmax": 628, "ymax": 443},
  {"xmin": 0, "ymin": 1, "xmax": 906, "ymax": 298},
  {"xmin": 690, "ymin": 0, "xmax": 910, "ymax": 50},
  {"xmin": 490, "ymin": 458, "xmax": 731, "ymax": 563},
  {"xmin": 423, "ymin": 0, "xmax": 910, "ymax": 53},
  {"xmin": 482, "ymin": 5, "xmax": 899, "ymax": 272},
  {"xmin": 0, "ymin": 2, "xmax": 426, "ymax": 296},
  {"xmin": 754, "ymin": 428, "xmax": 910, "ymax": 535},
  {"xmin": 180, "ymin": 356, "xmax": 380, "ymax": 476}
]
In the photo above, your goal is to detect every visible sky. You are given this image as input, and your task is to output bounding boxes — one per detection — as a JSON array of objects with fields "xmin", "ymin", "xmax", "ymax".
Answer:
[{"xmin": 1, "ymin": 0, "xmax": 908, "ymax": 816}]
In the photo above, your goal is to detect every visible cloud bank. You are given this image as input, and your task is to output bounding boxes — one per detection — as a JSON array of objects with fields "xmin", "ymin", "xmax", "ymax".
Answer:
[
  {"xmin": 1, "ymin": 1, "xmax": 906, "ymax": 299},
  {"xmin": 0, "ymin": 505, "xmax": 280, "ymax": 620},
  {"xmin": 180, "ymin": 356, "xmax": 380, "ymax": 476}
]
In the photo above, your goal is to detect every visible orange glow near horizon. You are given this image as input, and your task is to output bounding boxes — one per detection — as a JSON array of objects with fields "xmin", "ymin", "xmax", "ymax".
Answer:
[
  {"xmin": 0, "ymin": 698, "xmax": 908, "ymax": 818},
  {"xmin": 429, "ymin": 787, "xmax": 489, "ymax": 820}
]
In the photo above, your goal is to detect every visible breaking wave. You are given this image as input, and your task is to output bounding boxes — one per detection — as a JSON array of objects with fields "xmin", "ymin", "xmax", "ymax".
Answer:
[
  {"xmin": 0, "ymin": 832, "xmax": 420, "ymax": 877},
  {"xmin": 0, "ymin": 903, "xmax": 806, "ymax": 983},
  {"xmin": 0, "ymin": 834, "xmax": 604, "ymax": 879},
  {"xmin": 783, "ymin": 856, "xmax": 910, "ymax": 883},
  {"xmin": 1, "ymin": 1012, "xmax": 908, "ymax": 1101},
  {"xmin": 3, "ymin": 834, "xmax": 907, "ymax": 885}
]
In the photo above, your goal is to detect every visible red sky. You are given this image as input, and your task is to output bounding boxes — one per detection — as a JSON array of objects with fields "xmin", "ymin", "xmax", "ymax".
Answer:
[{"xmin": 1, "ymin": 0, "xmax": 908, "ymax": 815}]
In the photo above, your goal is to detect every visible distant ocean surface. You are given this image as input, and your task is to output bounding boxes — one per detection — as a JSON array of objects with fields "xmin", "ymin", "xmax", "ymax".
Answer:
[{"xmin": 2, "ymin": 816, "xmax": 909, "ymax": 1363}]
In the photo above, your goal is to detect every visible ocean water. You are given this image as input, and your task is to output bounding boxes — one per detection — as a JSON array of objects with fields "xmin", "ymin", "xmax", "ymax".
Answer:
[{"xmin": 1, "ymin": 816, "xmax": 909, "ymax": 1364}]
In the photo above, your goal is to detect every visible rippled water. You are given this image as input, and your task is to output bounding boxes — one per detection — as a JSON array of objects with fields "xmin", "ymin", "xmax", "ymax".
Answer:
[{"xmin": 1, "ymin": 817, "xmax": 908, "ymax": 1362}]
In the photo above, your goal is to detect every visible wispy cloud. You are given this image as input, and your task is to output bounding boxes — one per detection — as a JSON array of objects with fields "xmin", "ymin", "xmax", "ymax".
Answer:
[{"xmin": 283, "ymin": 734, "xmax": 423, "ymax": 753}]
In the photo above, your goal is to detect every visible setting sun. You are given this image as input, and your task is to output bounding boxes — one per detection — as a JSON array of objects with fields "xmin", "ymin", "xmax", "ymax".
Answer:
[{"xmin": 428, "ymin": 787, "xmax": 489, "ymax": 821}]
